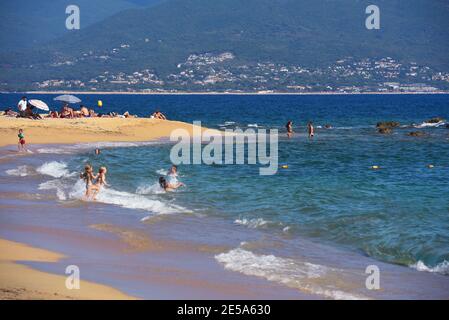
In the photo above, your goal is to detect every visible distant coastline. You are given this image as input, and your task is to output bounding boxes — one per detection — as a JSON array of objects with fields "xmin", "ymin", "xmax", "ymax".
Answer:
[{"xmin": 2, "ymin": 90, "xmax": 449, "ymax": 95}]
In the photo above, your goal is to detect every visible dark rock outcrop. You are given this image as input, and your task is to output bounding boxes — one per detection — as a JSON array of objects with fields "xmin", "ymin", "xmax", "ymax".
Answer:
[
  {"xmin": 408, "ymin": 131, "xmax": 426, "ymax": 137},
  {"xmin": 378, "ymin": 128, "xmax": 392, "ymax": 134},
  {"xmin": 377, "ymin": 121, "xmax": 400, "ymax": 129},
  {"xmin": 424, "ymin": 117, "xmax": 445, "ymax": 124}
]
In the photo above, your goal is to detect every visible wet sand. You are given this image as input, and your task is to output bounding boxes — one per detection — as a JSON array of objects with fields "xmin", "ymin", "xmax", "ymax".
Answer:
[{"xmin": 0, "ymin": 239, "xmax": 134, "ymax": 300}]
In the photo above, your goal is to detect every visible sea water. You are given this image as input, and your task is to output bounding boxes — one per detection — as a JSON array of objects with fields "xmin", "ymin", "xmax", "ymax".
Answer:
[{"xmin": 1, "ymin": 93, "xmax": 449, "ymax": 297}]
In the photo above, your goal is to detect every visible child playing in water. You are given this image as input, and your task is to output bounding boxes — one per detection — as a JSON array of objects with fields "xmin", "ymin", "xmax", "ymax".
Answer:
[
  {"xmin": 166, "ymin": 165, "xmax": 184, "ymax": 189},
  {"xmin": 159, "ymin": 165, "xmax": 184, "ymax": 191},
  {"xmin": 17, "ymin": 129, "xmax": 27, "ymax": 152},
  {"xmin": 92, "ymin": 167, "xmax": 109, "ymax": 200},
  {"xmin": 80, "ymin": 164, "xmax": 99, "ymax": 200}
]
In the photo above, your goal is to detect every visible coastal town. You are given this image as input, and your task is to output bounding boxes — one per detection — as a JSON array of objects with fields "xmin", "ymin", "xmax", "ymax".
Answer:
[{"xmin": 29, "ymin": 50, "xmax": 449, "ymax": 93}]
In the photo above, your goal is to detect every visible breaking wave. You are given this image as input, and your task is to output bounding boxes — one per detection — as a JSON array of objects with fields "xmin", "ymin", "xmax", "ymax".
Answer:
[{"xmin": 215, "ymin": 248, "xmax": 367, "ymax": 300}]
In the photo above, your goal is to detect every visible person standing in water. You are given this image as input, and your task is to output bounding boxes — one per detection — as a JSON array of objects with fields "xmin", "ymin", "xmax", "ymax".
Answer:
[
  {"xmin": 17, "ymin": 129, "xmax": 28, "ymax": 152},
  {"xmin": 80, "ymin": 165, "xmax": 99, "ymax": 200},
  {"xmin": 92, "ymin": 167, "xmax": 109, "ymax": 200},
  {"xmin": 308, "ymin": 121, "xmax": 315, "ymax": 138},
  {"xmin": 286, "ymin": 121, "xmax": 293, "ymax": 138}
]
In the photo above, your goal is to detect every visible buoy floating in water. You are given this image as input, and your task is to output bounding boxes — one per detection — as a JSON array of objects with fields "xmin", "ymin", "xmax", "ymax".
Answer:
[
  {"xmin": 97, "ymin": 100, "xmax": 103, "ymax": 107},
  {"xmin": 371, "ymin": 165, "xmax": 380, "ymax": 170},
  {"xmin": 281, "ymin": 165, "xmax": 289, "ymax": 169}
]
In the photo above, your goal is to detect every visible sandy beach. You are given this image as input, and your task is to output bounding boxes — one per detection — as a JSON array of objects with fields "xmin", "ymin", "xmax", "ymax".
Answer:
[
  {"xmin": 0, "ymin": 239, "xmax": 133, "ymax": 300},
  {"xmin": 0, "ymin": 116, "xmax": 213, "ymax": 148}
]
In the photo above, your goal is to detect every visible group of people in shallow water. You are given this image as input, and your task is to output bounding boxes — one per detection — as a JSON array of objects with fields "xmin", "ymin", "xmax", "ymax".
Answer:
[
  {"xmin": 80, "ymin": 164, "xmax": 109, "ymax": 200},
  {"xmin": 286, "ymin": 120, "xmax": 316, "ymax": 139},
  {"xmin": 80, "ymin": 152, "xmax": 184, "ymax": 200}
]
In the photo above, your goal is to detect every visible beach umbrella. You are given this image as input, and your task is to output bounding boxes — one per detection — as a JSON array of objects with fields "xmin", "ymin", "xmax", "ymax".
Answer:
[
  {"xmin": 54, "ymin": 94, "xmax": 81, "ymax": 104},
  {"xmin": 28, "ymin": 99, "xmax": 49, "ymax": 111}
]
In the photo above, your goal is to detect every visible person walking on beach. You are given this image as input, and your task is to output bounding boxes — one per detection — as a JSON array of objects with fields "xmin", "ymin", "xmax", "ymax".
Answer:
[
  {"xmin": 286, "ymin": 120, "xmax": 293, "ymax": 138},
  {"xmin": 17, "ymin": 97, "xmax": 27, "ymax": 118},
  {"xmin": 17, "ymin": 129, "xmax": 28, "ymax": 152},
  {"xmin": 308, "ymin": 121, "xmax": 315, "ymax": 138}
]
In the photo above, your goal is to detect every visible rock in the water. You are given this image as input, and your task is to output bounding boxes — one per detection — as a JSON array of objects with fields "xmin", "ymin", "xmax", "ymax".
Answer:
[
  {"xmin": 424, "ymin": 117, "xmax": 445, "ymax": 124},
  {"xmin": 377, "ymin": 121, "xmax": 400, "ymax": 129},
  {"xmin": 408, "ymin": 131, "xmax": 426, "ymax": 137},
  {"xmin": 378, "ymin": 128, "xmax": 392, "ymax": 134}
]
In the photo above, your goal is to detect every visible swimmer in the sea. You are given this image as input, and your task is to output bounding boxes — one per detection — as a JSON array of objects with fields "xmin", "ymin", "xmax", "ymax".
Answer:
[
  {"xmin": 286, "ymin": 121, "xmax": 293, "ymax": 138},
  {"xmin": 308, "ymin": 121, "xmax": 314, "ymax": 138},
  {"xmin": 80, "ymin": 164, "xmax": 99, "ymax": 200},
  {"xmin": 95, "ymin": 148, "xmax": 101, "ymax": 155}
]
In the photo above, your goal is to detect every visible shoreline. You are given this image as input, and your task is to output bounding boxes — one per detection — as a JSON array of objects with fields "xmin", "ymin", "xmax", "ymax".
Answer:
[
  {"xmin": 0, "ymin": 117, "xmax": 218, "ymax": 148},
  {"xmin": 0, "ymin": 238, "xmax": 134, "ymax": 300},
  {"xmin": 1, "ymin": 138, "xmax": 449, "ymax": 299},
  {"xmin": 2, "ymin": 91, "xmax": 448, "ymax": 96}
]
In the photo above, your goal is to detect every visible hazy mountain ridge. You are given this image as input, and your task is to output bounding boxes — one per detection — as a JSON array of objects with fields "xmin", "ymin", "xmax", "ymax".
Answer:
[{"xmin": 1, "ymin": 0, "xmax": 448, "ymax": 92}]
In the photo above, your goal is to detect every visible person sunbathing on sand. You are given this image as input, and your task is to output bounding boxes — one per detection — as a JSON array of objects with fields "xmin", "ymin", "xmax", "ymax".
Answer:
[
  {"xmin": 80, "ymin": 165, "xmax": 99, "ymax": 200},
  {"xmin": 60, "ymin": 104, "xmax": 75, "ymax": 118},
  {"xmin": 76, "ymin": 105, "xmax": 90, "ymax": 117},
  {"xmin": 151, "ymin": 110, "xmax": 167, "ymax": 120}
]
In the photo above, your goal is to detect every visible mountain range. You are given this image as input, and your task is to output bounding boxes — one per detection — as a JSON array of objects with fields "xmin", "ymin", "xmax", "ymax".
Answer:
[{"xmin": 1, "ymin": 0, "xmax": 448, "ymax": 92}]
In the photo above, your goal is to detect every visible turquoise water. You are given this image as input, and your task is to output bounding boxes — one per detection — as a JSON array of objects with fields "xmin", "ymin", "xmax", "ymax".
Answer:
[{"xmin": 2, "ymin": 93, "xmax": 449, "ymax": 274}]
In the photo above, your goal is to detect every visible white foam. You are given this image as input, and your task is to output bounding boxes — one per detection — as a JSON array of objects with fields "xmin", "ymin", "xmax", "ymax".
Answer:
[
  {"xmin": 414, "ymin": 121, "xmax": 446, "ymax": 128},
  {"xmin": 410, "ymin": 260, "xmax": 449, "ymax": 275},
  {"xmin": 6, "ymin": 165, "xmax": 35, "ymax": 177},
  {"xmin": 36, "ymin": 161, "xmax": 70, "ymax": 178},
  {"xmin": 234, "ymin": 217, "xmax": 270, "ymax": 229},
  {"xmin": 36, "ymin": 141, "xmax": 165, "ymax": 155},
  {"xmin": 247, "ymin": 124, "xmax": 259, "ymax": 128},
  {"xmin": 156, "ymin": 168, "xmax": 168, "ymax": 175},
  {"xmin": 136, "ymin": 182, "xmax": 165, "ymax": 195},
  {"xmin": 38, "ymin": 179, "xmax": 67, "ymax": 200},
  {"xmin": 215, "ymin": 248, "xmax": 367, "ymax": 300},
  {"xmin": 68, "ymin": 180, "xmax": 189, "ymax": 215}
]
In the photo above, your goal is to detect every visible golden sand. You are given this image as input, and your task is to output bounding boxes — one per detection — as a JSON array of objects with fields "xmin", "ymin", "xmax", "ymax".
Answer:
[
  {"xmin": 0, "ymin": 239, "xmax": 135, "ymax": 300},
  {"xmin": 0, "ymin": 116, "xmax": 215, "ymax": 148}
]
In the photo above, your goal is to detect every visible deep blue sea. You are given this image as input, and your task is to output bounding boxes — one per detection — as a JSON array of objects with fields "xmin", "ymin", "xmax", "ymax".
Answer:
[{"xmin": 1, "ymin": 93, "xmax": 449, "ymax": 294}]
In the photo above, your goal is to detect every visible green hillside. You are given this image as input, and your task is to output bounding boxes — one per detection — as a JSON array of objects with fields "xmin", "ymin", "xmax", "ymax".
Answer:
[{"xmin": 1, "ymin": 0, "xmax": 448, "ymax": 91}]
